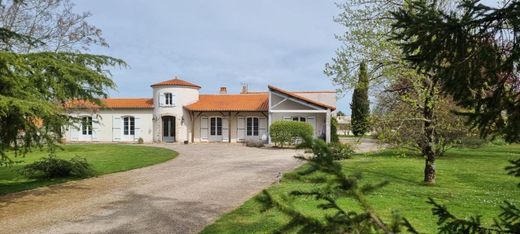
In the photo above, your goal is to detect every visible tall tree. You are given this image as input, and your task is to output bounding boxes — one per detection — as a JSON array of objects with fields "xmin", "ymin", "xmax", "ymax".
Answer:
[
  {"xmin": 351, "ymin": 62, "xmax": 370, "ymax": 136},
  {"xmin": 325, "ymin": 0, "xmax": 456, "ymax": 184},
  {"xmin": 0, "ymin": 1, "xmax": 124, "ymax": 165},
  {"xmin": 391, "ymin": 0, "xmax": 520, "ymax": 143}
]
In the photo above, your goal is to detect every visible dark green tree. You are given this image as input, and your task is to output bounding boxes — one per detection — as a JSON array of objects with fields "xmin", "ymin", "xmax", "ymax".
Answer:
[
  {"xmin": 391, "ymin": 0, "xmax": 520, "ymax": 143},
  {"xmin": 350, "ymin": 62, "xmax": 370, "ymax": 136},
  {"xmin": 0, "ymin": 1, "xmax": 125, "ymax": 165}
]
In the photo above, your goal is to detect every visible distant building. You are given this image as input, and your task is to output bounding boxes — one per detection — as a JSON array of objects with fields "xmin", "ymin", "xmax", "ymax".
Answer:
[{"xmin": 336, "ymin": 115, "xmax": 351, "ymax": 135}]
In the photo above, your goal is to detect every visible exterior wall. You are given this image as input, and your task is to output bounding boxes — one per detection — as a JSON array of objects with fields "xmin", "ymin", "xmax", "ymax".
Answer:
[
  {"xmin": 269, "ymin": 90, "xmax": 333, "ymax": 143},
  {"xmin": 270, "ymin": 112, "xmax": 327, "ymax": 139},
  {"xmin": 65, "ymin": 109, "xmax": 154, "ymax": 143},
  {"xmin": 293, "ymin": 92, "xmax": 336, "ymax": 107},
  {"xmin": 192, "ymin": 111, "xmax": 268, "ymax": 143},
  {"xmin": 152, "ymin": 86, "xmax": 199, "ymax": 142}
]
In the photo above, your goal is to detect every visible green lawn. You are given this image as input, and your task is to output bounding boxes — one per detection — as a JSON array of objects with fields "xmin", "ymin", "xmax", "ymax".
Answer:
[
  {"xmin": 0, "ymin": 144, "xmax": 177, "ymax": 195},
  {"xmin": 202, "ymin": 144, "xmax": 520, "ymax": 233}
]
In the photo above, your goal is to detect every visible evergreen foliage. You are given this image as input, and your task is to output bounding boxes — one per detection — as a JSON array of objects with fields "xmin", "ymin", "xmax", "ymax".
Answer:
[
  {"xmin": 391, "ymin": 0, "xmax": 520, "ymax": 143},
  {"xmin": 0, "ymin": 1, "xmax": 125, "ymax": 164},
  {"xmin": 257, "ymin": 135, "xmax": 417, "ymax": 233},
  {"xmin": 258, "ymin": 134, "xmax": 520, "ymax": 233},
  {"xmin": 350, "ymin": 62, "xmax": 370, "ymax": 136}
]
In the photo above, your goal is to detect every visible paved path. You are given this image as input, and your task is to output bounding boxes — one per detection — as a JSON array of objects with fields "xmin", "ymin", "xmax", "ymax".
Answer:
[{"xmin": 0, "ymin": 144, "xmax": 302, "ymax": 234}]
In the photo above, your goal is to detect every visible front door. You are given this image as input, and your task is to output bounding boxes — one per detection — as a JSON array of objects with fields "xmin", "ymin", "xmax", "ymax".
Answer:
[
  {"xmin": 208, "ymin": 117, "xmax": 223, "ymax": 142},
  {"xmin": 162, "ymin": 116, "xmax": 175, "ymax": 142}
]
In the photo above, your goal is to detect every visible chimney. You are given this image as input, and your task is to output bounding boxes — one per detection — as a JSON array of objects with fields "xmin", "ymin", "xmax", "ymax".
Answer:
[
  {"xmin": 240, "ymin": 83, "xmax": 248, "ymax": 94},
  {"xmin": 219, "ymin": 87, "xmax": 227, "ymax": 94}
]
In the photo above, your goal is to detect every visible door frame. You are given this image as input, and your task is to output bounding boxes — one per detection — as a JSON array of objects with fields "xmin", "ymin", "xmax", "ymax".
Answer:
[
  {"xmin": 162, "ymin": 115, "xmax": 176, "ymax": 143},
  {"xmin": 208, "ymin": 116, "xmax": 223, "ymax": 142}
]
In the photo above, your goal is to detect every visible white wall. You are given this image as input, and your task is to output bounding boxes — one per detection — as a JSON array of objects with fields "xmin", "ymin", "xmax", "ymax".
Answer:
[
  {"xmin": 152, "ymin": 86, "xmax": 199, "ymax": 143},
  {"xmin": 65, "ymin": 109, "xmax": 154, "ymax": 143}
]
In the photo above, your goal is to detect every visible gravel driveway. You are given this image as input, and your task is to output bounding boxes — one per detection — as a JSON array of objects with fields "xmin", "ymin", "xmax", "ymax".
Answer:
[{"xmin": 0, "ymin": 144, "xmax": 302, "ymax": 234}]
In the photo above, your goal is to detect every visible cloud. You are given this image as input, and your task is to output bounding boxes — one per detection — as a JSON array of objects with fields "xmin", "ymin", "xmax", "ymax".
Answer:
[{"xmin": 74, "ymin": 0, "xmax": 350, "ymax": 113}]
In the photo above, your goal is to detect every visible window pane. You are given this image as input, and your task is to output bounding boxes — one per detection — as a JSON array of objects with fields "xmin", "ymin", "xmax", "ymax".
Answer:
[
  {"xmin": 217, "ymin": 118, "xmax": 222, "ymax": 135},
  {"xmin": 292, "ymin": 117, "xmax": 298, "ymax": 121},
  {"xmin": 253, "ymin": 118, "xmax": 259, "ymax": 136},
  {"xmin": 210, "ymin": 118, "xmax": 216, "ymax": 135},
  {"xmin": 246, "ymin": 118, "xmax": 252, "ymax": 136},
  {"xmin": 130, "ymin": 117, "xmax": 135, "ymax": 135},
  {"xmin": 300, "ymin": 117, "xmax": 306, "ymax": 122}
]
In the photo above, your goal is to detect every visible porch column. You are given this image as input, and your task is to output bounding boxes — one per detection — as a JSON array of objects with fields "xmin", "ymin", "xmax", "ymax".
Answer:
[
  {"xmin": 325, "ymin": 109, "xmax": 331, "ymax": 143},
  {"xmin": 190, "ymin": 111, "xmax": 195, "ymax": 143}
]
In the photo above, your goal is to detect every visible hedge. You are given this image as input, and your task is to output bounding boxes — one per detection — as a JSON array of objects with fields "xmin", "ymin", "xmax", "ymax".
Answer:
[{"xmin": 270, "ymin": 120, "xmax": 314, "ymax": 147}]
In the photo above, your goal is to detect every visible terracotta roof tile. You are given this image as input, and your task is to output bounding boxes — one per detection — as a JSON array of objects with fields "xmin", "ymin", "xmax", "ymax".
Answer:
[
  {"xmin": 150, "ymin": 77, "xmax": 201, "ymax": 89},
  {"xmin": 66, "ymin": 98, "xmax": 153, "ymax": 109},
  {"xmin": 185, "ymin": 94, "xmax": 268, "ymax": 112},
  {"xmin": 268, "ymin": 85, "xmax": 336, "ymax": 110}
]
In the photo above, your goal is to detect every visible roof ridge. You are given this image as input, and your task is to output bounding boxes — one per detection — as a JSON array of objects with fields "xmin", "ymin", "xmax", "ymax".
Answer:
[{"xmin": 268, "ymin": 85, "xmax": 336, "ymax": 110}]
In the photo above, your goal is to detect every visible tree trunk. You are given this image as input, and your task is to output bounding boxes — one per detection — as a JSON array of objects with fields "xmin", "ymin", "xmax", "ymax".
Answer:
[{"xmin": 422, "ymin": 79, "xmax": 437, "ymax": 184}]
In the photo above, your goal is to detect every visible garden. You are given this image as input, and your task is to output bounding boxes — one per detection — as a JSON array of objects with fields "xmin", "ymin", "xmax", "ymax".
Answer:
[{"xmin": 0, "ymin": 144, "xmax": 177, "ymax": 195}]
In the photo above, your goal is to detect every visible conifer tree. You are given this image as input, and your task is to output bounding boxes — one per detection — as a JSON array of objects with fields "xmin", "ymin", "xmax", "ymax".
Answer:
[{"xmin": 350, "ymin": 62, "xmax": 370, "ymax": 136}]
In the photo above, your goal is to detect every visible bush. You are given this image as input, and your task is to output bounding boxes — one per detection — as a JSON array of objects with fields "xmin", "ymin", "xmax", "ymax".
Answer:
[
  {"xmin": 331, "ymin": 117, "xmax": 339, "ymax": 143},
  {"xmin": 137, "ymin": 137, "xmax": 144, "ymax": 144},
  {"xmin": 245, "ymin": 139, "xmax": 265, "ymax": 148},
  {"xmin": 270, "ymin": 121, "xmax": 313, "ymax": 147},
  {"xmin": 328, "ymin": 142, "xmax": 354, "ymax": 160},
  {"xmin": 457, "ymin": 136, "xmax": 488, "ymax": 148},
  {"xmin": 19, "ymin": 155, "xmax": 95, "ymax": 179}
]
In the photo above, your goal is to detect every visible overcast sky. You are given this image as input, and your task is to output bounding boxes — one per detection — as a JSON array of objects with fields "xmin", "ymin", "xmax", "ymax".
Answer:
[{"xmin": 74, "ymin": 0, "xmax": 498, "ymax": 115}]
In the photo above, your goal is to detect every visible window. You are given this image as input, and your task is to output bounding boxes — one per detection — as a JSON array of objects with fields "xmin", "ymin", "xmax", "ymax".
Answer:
[
  {"xmin": 81, "ymin": 116, "xmax": 92, "ymax": 135},
  {"xmin": 165, "ymin": 93, "xmax": 173, "ymax": 106},
  {"xmin": 292, "ymin": 117, "xmax": 306, "ymax": 122},
  {"xmin": 123, "ymin": 116, "xmax": 135, "ymax": 135},
  {"xmin": 246, "ymin": 117, "xmax": 259, "ymax": 136},
  {"xmin": 210, "ymin": 117, "xmax": 222, "ymax": 136}
]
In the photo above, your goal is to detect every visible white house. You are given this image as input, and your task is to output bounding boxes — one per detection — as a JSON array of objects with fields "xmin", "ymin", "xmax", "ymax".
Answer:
[{"xmin": 65, "ymin": 77, "xmax": 336, "ymax": 143}]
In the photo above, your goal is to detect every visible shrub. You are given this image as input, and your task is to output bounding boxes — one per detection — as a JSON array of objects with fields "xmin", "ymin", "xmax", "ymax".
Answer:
[
  {"xmin": 137, "ymin": 137, "xmax": 144, "ymax": 144},
  {"xmin": 328, "ymin": 142, "xmax": 355, "ymax": 160},
  {"xmin": 19, "ymin": 155, "xmax": 95, "ymax": 179},
  {"xmin": 270, "ymin": 121, "xmax": 313, "ymax": 147},
  {"xmin": 245, "ymin": 139, "xmax": 265, "ymax": 148},
  {"xmin": 331, "ymin": 117, "xmax": 339, "ymax": 143},
  {"xmin": 457, "ymin": 136, "xmax": 488, "ymax": 148}
]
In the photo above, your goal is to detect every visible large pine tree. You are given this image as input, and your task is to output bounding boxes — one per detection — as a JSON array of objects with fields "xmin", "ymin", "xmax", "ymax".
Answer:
[{"xmin": 350, "ymin": 62, "xmax": 370, "ymax": 136}]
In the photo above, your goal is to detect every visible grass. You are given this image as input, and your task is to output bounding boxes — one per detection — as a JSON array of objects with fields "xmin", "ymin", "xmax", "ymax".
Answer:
[
  {"xmin": 202, "ymin": 144, "xmax": 520, "ymax": 233},
  {"xmin": 0, "ymin": 144, "xmax": 177, "ymax": 195}
]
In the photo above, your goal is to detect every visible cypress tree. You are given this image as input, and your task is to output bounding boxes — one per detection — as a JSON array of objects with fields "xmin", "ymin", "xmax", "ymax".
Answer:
[{"xmin": 350, "ymin": 62, "xmax": 370, "ymax": 136}]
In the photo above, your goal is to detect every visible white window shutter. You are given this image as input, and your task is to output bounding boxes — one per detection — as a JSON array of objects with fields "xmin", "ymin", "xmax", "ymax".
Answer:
[
  {"xmin": 159, "ymin": 93, "xmax": 165, "ymax": 107},
  {"xmin": 222, "ymin": 117, "xmax": 229, "ymax": 142},
  {"xmin": 237, "ymin": 117, "xmax": 245, "ymax": 142},
  {"xmin": 92, "ymin": 116, "xmax": 100, "ymax": 141},
  {"xmin": 259, "ymin": 117, "xmax": 267, "ymax": 137},
  {"xmin": 200, "ymin": 117, "xmax": 208, "ymax": 142},
  {"xmin": 70, "ymin": 124, "xmax": 79, "ymax": 141},
  {"xmin": 112, "ymin": 116, "xmax": 122, "ymax": 141},
  {"xmin": 172, "ymin": 94, "xmax": 176, "ymax": 106},
  {"xmin": 134, "ymin": 117, "xmax": 141, "ymax": 141}
]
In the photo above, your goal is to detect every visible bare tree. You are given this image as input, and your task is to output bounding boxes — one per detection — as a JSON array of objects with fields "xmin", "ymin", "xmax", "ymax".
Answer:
[{"xmin": 0, "ymin": 0, "xmax": 107, "ymax": 52}]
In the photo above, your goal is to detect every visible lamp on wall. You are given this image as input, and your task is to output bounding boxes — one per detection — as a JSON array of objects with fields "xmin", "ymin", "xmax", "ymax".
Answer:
[{"xmin": 181, "ymin": 116, "xmax": 185, "ymax": 125}]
